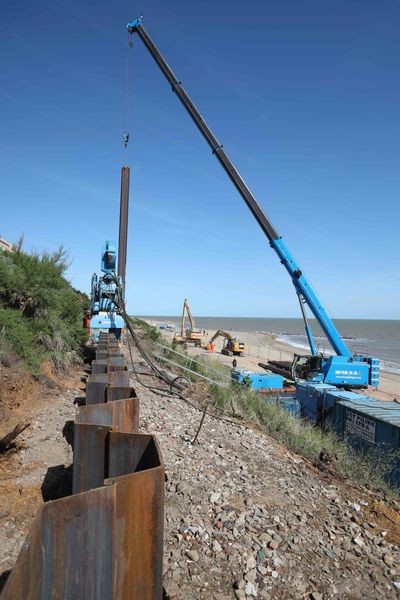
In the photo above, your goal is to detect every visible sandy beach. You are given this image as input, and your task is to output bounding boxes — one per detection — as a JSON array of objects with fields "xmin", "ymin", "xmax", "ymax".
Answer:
[{"xmin": 144, "ymin": 318, "xmax": 400, "ymax": 399}]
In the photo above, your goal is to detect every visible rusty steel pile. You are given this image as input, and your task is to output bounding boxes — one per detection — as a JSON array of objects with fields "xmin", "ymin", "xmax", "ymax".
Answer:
[{"xmin": 1, "ymin": 333, "xmax": 164, "ymax": 600}]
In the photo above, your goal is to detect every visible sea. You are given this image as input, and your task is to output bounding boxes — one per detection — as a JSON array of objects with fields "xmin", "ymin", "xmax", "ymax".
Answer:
[{"xmin": 141, "ymin": 316, "xmax": 400, "ymax": 373}]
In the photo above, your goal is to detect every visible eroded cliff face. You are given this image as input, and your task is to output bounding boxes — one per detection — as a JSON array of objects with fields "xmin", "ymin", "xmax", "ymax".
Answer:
[{"xmin": 0, "ymin": 361, "xmax": 82, "ymax": 582}]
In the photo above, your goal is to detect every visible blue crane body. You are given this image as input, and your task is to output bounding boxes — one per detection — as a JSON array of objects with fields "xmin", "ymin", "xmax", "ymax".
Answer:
[
  {"xmin": 126, "ymin": 18, "xmax": 379, "ymax": 388},
  {"xmin": 270, "ymin": 237, "xmax": 377, "ymax": 386},
  {"xmin": 90, "ymin": 241, "xmax": 124, "ymax": 341}
]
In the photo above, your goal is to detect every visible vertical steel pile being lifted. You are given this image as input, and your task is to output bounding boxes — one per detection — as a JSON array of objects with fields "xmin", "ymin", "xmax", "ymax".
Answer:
[
  {"xmin": 1, "ymin": 334, "xmax": 164, "ymax": 600},
  {"xmin": 118, "ymin": 166, "xmax": 130, "ymax": 294}
]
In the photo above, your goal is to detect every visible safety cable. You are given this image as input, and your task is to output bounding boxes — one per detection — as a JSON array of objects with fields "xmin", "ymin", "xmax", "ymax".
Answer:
[
  {"xmin": 126, "ymin": 336, "xmax": 178, "ymax": 395},
  {"xmin": 109, "ymin": 288, "xmax": 185, "ymax": 390},
  {"xmin": 104, "ymin": 278, "xmax": 249, "ymax": 440}
]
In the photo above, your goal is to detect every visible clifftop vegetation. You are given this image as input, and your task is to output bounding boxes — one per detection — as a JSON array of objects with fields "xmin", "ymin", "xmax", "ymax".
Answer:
[{"xmin": 0, "ymin": 240, "xmax": 89, "ymax": 372}]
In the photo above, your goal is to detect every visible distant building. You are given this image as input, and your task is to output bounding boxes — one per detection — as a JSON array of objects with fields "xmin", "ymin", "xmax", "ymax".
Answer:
[{"xmin": 0, "ymin": 238, "xmax": 13, "ymax": 252}]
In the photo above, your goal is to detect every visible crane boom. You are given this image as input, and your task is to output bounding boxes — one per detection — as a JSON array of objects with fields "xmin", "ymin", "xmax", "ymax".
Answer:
[
  {"xmin": 127, "ymin": 18, "xmax": 378, "ymax": 387},
  {"xmin": 127, "ymin": 18, "xmax": 349, "ymax": 357}
]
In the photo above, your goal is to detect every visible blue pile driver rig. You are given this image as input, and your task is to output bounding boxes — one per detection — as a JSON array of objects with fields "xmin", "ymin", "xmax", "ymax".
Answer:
[
  {"xmin": 89, "ymin": 240, "xmax": 124, "ymax": 341},
  {"xmin": 87, "ymin": 167, "xmax": 130, "ymax": 342}
]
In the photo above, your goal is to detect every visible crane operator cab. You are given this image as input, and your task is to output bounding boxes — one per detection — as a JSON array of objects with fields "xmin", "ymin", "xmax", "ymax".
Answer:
[{"xmin": 291, "ymin": 354, "xmax": 324, "ymax": 381}]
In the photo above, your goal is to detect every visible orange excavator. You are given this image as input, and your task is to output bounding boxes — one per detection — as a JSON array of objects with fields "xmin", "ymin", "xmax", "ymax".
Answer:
[{"xmin": 173, "ymin": 299, "xmax": 204, "ymax": 348}]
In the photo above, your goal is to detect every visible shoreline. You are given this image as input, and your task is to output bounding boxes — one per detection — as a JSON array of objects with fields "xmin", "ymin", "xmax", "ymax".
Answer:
[
  {"xmin": 275, "ymin": 335, "xmax": 400, "ymax": 376},
  {"xmin": 143, "ymin": 318, "xmax": 400, "ymax": 399}
]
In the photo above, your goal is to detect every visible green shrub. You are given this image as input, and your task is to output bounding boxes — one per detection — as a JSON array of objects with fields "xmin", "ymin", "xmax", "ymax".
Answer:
[
  {"xmin": 0, "ymin": 241, "xmax": 89, "ymax": 372},
  {"xmin": 0, "ymin": 308, "xmax": 47, "ymax": 371}
]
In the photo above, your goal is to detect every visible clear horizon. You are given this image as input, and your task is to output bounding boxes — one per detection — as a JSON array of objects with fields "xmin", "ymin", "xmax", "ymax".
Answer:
[{"xmin": 137, "ymin": 315, "xmax": 399, "ymax": 322}]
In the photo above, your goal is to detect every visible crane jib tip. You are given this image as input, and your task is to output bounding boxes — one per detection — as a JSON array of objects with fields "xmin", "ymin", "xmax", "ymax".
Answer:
[{"xmin": 127, "ymin": 16, "xmax": 142, "ymax": 31}]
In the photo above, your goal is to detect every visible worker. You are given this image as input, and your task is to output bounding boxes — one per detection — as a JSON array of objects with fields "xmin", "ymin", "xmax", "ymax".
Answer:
[{"xmin": 82, "ymin": 311, "xmax": 91, "ymax": 329}]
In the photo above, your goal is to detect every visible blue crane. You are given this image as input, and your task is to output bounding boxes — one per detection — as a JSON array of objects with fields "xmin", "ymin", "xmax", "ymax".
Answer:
[
  {"xmin": 90, "ymin": 241, "xmax": 124, "ymax": 341},
  {"xmin": 126, "ymin": 17, "xmax": 379, "ymax": 388}
]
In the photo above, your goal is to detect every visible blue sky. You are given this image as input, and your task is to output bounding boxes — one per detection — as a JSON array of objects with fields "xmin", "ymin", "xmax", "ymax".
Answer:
[{"xmin": 1, "ymin": 0, "xmax": 399, "ymax": 318}]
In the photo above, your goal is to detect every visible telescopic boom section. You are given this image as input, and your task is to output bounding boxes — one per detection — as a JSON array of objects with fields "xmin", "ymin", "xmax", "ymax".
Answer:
[
  {"xmin": 210, "ymin": 330, "xmax": 234, "ymax": 344},
  {"xmin": 127, "ymin": 18, "xmax": 351, "ymax": 358},
  {"xmin": 127, "ymin": 19, "xmax": 278, "ymax": 243}
]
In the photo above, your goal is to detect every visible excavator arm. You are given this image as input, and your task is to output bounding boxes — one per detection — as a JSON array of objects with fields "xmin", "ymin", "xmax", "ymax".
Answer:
[
  {"xmin": 209, "ymin": 330, "xmax": 245, "ymax": 356},
  {"xmin": 174, "ymin": 299, "xmax": 203, "ymax": 347},
  {"xmin": 180, "ymin": 299, "xmax": 186, "ymax": 336},
  {"xmin": 184, "ymin": 299, "xmax": 196, "ymax": 332},
  {"xmin": 210, "ymin": 330, "xmax": 232, "ymax": 344}
]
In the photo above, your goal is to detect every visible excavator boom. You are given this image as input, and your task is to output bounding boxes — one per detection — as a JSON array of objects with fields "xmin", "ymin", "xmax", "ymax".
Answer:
[
  {"xmin": 184, "ymin": 299, "xmax": 196, "ymax": 331},
  {"xmin": 208, "ymin": 330, "xmax": 246, "ymax": 356},
  {"xmin": 210, "ymin": 330, "xmax": 232, "ymax": 343},
  {"xmin": 174, "ymin": 298, "xmax": 204, "ymax": 347}
]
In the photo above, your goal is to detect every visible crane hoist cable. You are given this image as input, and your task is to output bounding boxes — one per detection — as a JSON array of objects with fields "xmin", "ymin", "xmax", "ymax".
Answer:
[
  {"xmin": 105, "ymin": 278, "xmax": 182, "ymax": 387},
  {"xmin": 106, "ymin": 277, "xmax": 240, "ymax": 423},
  {"xmin": 123, "ymin": 31, "xmax": 133, "ymax": 161}
]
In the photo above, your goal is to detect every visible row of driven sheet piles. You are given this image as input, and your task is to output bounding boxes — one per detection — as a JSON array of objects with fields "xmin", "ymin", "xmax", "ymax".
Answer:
[{"xmin": 1, "ymin": 333, "xmax": 164, "ymax": 600}]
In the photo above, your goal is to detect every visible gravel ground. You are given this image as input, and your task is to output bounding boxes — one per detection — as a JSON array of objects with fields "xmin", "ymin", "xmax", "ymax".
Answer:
[
  {"xmin": 129, "ymin": 346, "xmax": 400, "ymax": 600},
  {"xmin": 1, "ymin": 347, "xmax": 399, "ymax": 599}
]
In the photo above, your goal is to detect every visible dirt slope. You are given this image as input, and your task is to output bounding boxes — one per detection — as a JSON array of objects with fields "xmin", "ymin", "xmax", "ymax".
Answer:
[{"xmin": 0, "ymin": 365, "xmax": 82, "ymax": 582}]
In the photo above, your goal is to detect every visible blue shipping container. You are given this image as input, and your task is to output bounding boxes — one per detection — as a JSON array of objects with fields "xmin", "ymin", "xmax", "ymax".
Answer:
[
  {"xmin": 231, "ymin": 370, "xmax": 284, "ymax": 390},
  {"xmin": 296, "ymin": 383, "xmax": 337, "ymax": 426},
  {"xmin": 336, "ymin": 398, "xmax": 400, "ymax": 488},
  {"xmin": 280, "ymin": 397, "xmax": 301, "ymax": 418},
  {"xmin": 296, "ymin": 383, "xmax": 372, "ymax": 429}
]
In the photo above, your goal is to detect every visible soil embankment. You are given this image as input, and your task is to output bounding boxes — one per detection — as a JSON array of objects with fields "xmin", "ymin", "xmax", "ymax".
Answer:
[{"xmin": 128, "ymin": 341, "xmax": 400, "ymax": 599}]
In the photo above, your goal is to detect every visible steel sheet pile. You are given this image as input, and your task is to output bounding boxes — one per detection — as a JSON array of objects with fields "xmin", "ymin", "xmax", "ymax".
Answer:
[{"xmin": 1, "ymin": 333, "xmax": 164, "ymax": 600}]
